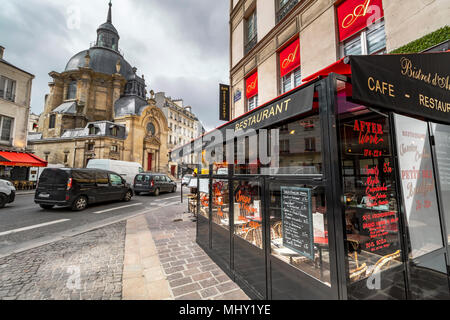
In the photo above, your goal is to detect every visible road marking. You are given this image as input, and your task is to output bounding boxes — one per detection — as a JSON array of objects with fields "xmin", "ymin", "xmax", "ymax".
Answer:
[
  {"xmin": 0, "ymin": 219, "xmax": 70, "ymax": 237},
  {"xmin": 154, "ymin": 196, "xmax": 180, "ymax": 202},
  {"xmin": 94, "ymin": 203, "xmax": 143, "ymax": 214}
]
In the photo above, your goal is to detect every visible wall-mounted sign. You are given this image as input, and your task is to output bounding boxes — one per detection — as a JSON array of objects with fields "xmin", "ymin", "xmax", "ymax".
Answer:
[
  {"xmin": 246, "ymin": 71, "xmax": 258, "ymax": 99},
  {"xmin": 281, "ymin": 186, "xmax": 314, "ymax": 260},
  {"xmin": 350, "ymin": 53, "xmax": 450, "ymax": 125},
  {"xmin": 219, "ymin": 84, "xmax": 230, "ymax": 121},
  {"xmin": 280, "ymin": 38, "xmax": 300, "ymax": 78},
  {"xmin": 234, "ymin": 90, "xmax": 242, "ymax": 103},
  {"xmin": 337, "ymin": 0, "xmax": 384, "ymax": 42}
]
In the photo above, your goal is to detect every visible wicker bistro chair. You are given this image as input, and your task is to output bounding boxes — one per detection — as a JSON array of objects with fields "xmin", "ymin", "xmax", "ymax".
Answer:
[
  {"xmin": 243, "ymin": 227, "xmax": 263, "ymax": 248},
  {"xmin": 349, "ymin": 263, "xmax": 368, "ymax": 281},
  {"xmin": 365, "ymin": 250, "xmax": 401, "ymax": 277},
  {"xmin": 270, "ymin": 221, "xmax": 283, "ymax": 240}
]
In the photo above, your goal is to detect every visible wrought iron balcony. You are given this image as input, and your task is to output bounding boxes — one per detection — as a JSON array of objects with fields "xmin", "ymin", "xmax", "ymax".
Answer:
[
  {"xmin": 245, "ymin": 34, "xmax": 258, "ymax": 55},
  {"xmin": 277, "ymin": 0, "xmax": 300, "ymax": 23}
]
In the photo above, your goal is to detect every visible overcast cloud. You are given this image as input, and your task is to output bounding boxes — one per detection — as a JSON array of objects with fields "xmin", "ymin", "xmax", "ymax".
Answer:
[{"xmin": 0, "ymin": 0, "xmax": 229, "ymax": 131}]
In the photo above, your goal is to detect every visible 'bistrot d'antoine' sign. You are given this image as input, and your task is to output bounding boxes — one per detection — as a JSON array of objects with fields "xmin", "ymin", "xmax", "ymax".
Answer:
[{"xmin": 350, "ymin": 52, "xmax": 450, "ymax": 125}]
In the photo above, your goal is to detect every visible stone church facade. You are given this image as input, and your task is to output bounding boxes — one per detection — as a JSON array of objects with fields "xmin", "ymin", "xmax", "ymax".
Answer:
[{"xmin": 28, "ymin": 2, "xmax": 169, "ymax": 173}]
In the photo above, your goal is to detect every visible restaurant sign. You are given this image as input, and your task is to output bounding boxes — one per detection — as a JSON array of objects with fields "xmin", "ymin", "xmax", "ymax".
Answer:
[
  {"xmin": 219, "ymin": 84, "xmax": 230, "ymax": 121},
  {"xmin": 350, "ymin": 53, "xmax": 450, "ymax": 125}
]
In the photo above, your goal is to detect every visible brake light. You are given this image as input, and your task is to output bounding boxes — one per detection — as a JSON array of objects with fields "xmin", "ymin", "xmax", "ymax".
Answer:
[
  {"xmin": 151, "ymin": 179, "xmax": 154, "ymax": 187},
  {"xmin": 67, "ymin": 178, "xmax": 73, "ymax": 191}
]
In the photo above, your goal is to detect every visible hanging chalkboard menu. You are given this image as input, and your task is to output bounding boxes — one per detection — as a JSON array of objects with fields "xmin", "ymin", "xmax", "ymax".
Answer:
[{"xmin": 281, "ymin": 187, "xmax": 314, "ymax": 260}]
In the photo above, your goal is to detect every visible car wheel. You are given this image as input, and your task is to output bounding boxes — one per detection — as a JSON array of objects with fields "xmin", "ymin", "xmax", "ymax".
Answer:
[
  {"xmin": 172, "ymin": 185, "xmax": 177, "ymax": 193},
  {"xmin": 71, "ymin": 196, "xmax": 88, "ymax": 211},
  {"xmin": 123, "ymin": 190, "xmax": 132, "ymax": 202},
  {"xmin": 39, "ymin": 204, "xmax": 54, "ymax": 210},
  {"xmin": 0, "ymin": 193, "xmax": 7, "ymax": 209},
  {"xmin": 153, "ymin": 188, "xmax": 160, "ymax": 196}
]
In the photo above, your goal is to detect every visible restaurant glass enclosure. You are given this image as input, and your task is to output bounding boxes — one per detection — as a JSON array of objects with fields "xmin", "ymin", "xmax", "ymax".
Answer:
[{"xmin": 173, "ymin": 53, "xmax": 450, "ymax": 300}]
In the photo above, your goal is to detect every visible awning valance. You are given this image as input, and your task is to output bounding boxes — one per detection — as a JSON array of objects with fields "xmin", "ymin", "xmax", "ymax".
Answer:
[{"xmin": 0, "ymin": 151, "xmax": 48, "ymax": 167}]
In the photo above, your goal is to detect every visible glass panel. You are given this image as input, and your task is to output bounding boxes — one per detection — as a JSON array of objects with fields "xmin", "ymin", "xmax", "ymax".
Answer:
[
  {"xmin": 394, "ymin": 114, "xmax": 443, "ymax": 258},
  {"xmin": 109, "ymin": 174, "xmax": 123, "ymax": 185},
  {"xmin": 294, "ymin": 68, "xmax": 302, "ymax": 87},
  {"xmin": 338, "ymin": 94, "xmax": 406, "ymax": 299},
  {"xmin": 248, "ymin": 95, "xmax": 258, "ymax": 111},
  {"xmin": 212, "ymin": 179, "xmax": 229, "ymax": 230},
  {"xmin": 247, "ymin": 11, "xmax": 257, "ymax": 42},
  {"xmin": 261, "ymin": 114, "xmax": 323, "ymax": 175},
  {"xmin": 269, "ymin": 183, "xmax": 330, "ymax": 286},
  {"xmin": 282, "ymin": 74, "xmax": 292, "ymax": 93},
  {"xmin": 233, "ymin": 180, "xmax": 262, "ymax": 249},
  {"xmin": 198, "ymin": 178, "xmax": 210, "ymax": 219},
  {"xmin": 344, "ymin": 35, "xmax": 362, "ymax": 56},
  {"xmin": 367, "ymin": 21, "xmax": 386, "ymax": 54},
  {"xmin": 432, "ymin": 123, "xmax": 450, "ymax": 244}
]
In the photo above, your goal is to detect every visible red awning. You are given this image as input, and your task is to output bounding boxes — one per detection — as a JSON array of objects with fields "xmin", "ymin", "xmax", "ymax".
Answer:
[
  {"xmin": 0, "ymin": 151, "xmax": 48, "ymax": 167},
  {"xmin": 302, "ymin": 57, "xmax": 352, "ymax": 82}
]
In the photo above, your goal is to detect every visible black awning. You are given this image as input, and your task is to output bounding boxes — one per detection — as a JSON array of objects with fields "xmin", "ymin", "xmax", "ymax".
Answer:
[{"xmin": 350, "ymin": 52, "xmax": 450, "ymax": 124}]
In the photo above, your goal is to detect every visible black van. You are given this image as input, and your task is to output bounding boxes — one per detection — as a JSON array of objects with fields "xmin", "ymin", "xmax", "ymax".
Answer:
[
  {"xmin": 133, "ymin": 173, "xmax": 177, "ymax": 196},
  {"xmin": 35, "ymin": 168, "xmax": 133, "ymax": 211}
]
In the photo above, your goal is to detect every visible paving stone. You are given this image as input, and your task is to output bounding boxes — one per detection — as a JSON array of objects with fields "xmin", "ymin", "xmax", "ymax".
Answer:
[{"xmin": 172, "ymin": 282, "xmax": 202, "ymax": 297}]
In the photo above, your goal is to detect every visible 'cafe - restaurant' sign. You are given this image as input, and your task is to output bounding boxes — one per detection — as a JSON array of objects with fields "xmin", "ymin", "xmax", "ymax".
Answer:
[{"xmin": 350, "ymin": 52, "xmax": 450, "ymax": 125}]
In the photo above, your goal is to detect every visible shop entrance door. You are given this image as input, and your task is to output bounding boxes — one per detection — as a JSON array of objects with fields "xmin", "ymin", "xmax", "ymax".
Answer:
[{"xmin": 393, "ymin": 114, "xmax": 450, "ymax": 299}]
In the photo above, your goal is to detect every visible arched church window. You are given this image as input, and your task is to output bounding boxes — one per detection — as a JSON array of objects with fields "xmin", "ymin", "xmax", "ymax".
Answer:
[
  {"xmin": 67, "ymin": 80, "xmax": 77, "ymax": 100},
  {"xmin": 49, "ymin": 114, "xmax": 56, "ymax": 129},
  {"xmin": 146, "ymin": 122, "xmax": 156, "ymax": 136}
]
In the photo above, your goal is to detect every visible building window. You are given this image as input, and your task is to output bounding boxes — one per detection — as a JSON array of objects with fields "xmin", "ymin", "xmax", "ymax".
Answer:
[
  {"xmin": 111, "ymin": 126, "xmax": 118, "ymax": 136},
  {"xmin": 281, "ymin": 67, "xmax": 301, "ymax": 93},
  {"xmin": 110, "ymin": 145, "xmax": 118, "ymax": 152},
  {"xmin": 67, "ymin": 80, "xmax": 77, "ymax": 100},
  {"xmin": 49, "ymin": 114, "xmax": 56, "ymax": 129},
  {"xmin": 64, "ymin": 153, "xmax": 69, "ymax": 163},
  {"xmin": 245, "ymin": 10, "xmax": 257, "ymax": 54},
  {"xmin": 87, "ymin": 143, "xmax": 94, "ymax": 151},
  {"xmin": 248, "ymin": 95, "xmax": 258, "ymax": 111},
  {"xmin": 277, "ymin": 0, "xmax": 299, "ymax": 23},
  {"xmin": 343, "ymin": 20, "xmax": 386, "ymax": 56},
  {"xmin": 305, "ymin": 137, "xmax": 316, "ymax": 152},
  {"xmin": 0, "ymin": 76, "xmax": 16, "ymax": 102},
  {"xmin": 0, "ymin": 115, "xmax": 13, "ymax": 142}
]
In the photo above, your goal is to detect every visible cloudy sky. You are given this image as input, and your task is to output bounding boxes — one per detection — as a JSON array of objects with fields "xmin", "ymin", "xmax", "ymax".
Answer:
[{"xmin": 0, "ymin": 0, "xmax": 229, "ymax": 131}]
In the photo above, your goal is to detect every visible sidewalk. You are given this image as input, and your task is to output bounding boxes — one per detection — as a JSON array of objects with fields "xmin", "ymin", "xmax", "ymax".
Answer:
[
  {"xmin": 0, "ymin": 199, "xmax": 248, "ymax": 300},
  {"xmin": 122, "ymin": 201, "xmax": 249, "ymax": 300}
]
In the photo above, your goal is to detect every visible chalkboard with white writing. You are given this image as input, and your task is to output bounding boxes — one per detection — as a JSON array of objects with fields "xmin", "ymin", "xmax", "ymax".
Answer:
[{"xmin": 281, "ymin": 187, "xmax": 314, "ymax": 260}]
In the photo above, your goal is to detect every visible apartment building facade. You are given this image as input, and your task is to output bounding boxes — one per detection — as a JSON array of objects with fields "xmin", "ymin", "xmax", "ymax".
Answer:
[
  {"xmin": 155, "ymin": 92, "xmax": 204, "ymax": 176},
  {"xmin": 229, "ymin": 0, "xmax": 449, "ymax": 119}
]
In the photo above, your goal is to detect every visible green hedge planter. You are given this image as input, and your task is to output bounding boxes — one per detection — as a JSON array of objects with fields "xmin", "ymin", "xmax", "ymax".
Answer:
[{"xmin": 390, "ymin": 26, "xmax": 450, "ymax": 54}]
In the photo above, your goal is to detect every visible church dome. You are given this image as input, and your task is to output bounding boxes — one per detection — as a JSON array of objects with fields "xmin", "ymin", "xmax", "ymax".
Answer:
[{"xmin": 64, "ymin": 47, "xmax": 134, "ymax": 80}]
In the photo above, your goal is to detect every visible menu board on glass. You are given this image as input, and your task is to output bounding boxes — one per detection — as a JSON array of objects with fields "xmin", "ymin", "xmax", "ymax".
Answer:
[
  {"xmin": 394, "ymin": 114, "xmax": 443, "ymax": 258},
  {"xmin": 281, "ymin": 187, "xmax": 314, "ymax": 260}
]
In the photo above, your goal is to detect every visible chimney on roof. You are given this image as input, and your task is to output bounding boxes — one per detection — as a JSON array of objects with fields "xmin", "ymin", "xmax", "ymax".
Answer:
[{"xmin": 0, "ymin": 46, "xmax": 4, "ymax": 60}]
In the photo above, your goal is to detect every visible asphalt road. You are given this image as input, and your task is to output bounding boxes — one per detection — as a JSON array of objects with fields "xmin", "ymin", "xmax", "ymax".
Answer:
[{"xmin": 0, "ymin": 184, "xmax": 186, "ymax": 258}]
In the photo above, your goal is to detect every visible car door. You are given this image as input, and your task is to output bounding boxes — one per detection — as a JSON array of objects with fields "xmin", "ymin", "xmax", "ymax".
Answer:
[
  {"xmin": 108, "ymin": 173, "xmax": 126, "ymax": 200},
  {"xmin": 95, "ymin": 170, "xmax": 110, "ymax": 203}
]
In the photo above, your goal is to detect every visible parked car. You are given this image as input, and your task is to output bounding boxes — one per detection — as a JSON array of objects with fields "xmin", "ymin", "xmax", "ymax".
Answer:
[
  {"xmin": 34, "ymin": 168, "xmax": 133, "ymax": 211},
  {"xmin": 181, "ymin": 175, "xmax": 192, "ymax": 186},
  {"xmin": 0, "ymin": 179, "xmax": 16, "ymax": 208},
  {"xmin": 133, "ymin": 173, "xmax": 177, "ymax": 196},
  {"xmin": 86, "ymin": 159, "xmax": 143, "ymax": 185}
]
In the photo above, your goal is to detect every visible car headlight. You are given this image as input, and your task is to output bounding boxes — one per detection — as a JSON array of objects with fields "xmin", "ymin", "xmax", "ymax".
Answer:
[{"xmin": 6, "ymin": 181, "xmax": 13, "ymax": 187}]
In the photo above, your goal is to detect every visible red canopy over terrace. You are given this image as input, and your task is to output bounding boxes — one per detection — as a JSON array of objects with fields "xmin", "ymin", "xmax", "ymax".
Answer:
[
  {"xmin": 0, "ymin": 151, "xmax": 47, "ymax": 167},
  {"xmin": 302, "ymin": 57, "xmax": 352, "ymax": 83}
]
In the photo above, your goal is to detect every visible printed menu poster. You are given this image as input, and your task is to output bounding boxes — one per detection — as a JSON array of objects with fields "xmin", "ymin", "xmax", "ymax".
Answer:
[
  {"xmin": 394, "ymin": 114, "xmax": 443, "ymax": 258},
  {"xmin": 281, "ymin": 187, "xmax": 314, "ymax": 260}
]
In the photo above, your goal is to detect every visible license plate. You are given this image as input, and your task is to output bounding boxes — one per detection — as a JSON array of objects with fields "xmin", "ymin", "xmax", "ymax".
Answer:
[{"xmin": 39, "ymin": 193, "xmax": 50, "ymax": 198}]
